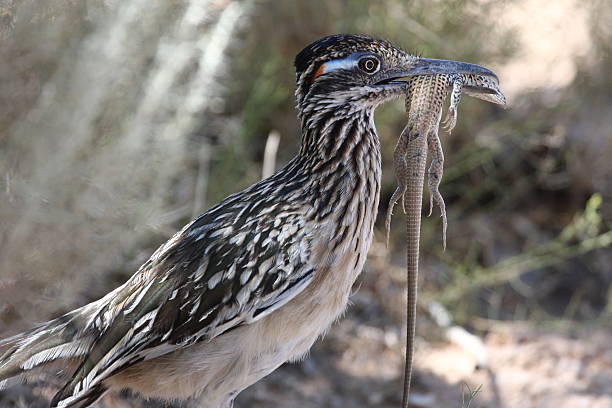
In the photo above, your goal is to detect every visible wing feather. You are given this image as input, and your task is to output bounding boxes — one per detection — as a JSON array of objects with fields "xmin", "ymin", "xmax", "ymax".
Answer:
[{"xmin": 52, "ymin": 195, "xmax": 314, "ymax": 407}]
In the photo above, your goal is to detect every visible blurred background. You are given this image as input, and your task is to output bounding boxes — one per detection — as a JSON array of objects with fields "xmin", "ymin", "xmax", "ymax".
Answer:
[{"xmin": 0, "ymin": 0, "xmax": 610, "ymax": 407}]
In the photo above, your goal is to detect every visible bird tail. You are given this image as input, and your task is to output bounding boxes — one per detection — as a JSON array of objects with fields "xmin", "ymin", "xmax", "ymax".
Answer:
[
  {"xmin": 50, "ymin": 383, "xmax": 108, "ymax": 408},
  {"xmin": 0, "ymin": 306, "xmax": 95, "ymax": 393}
]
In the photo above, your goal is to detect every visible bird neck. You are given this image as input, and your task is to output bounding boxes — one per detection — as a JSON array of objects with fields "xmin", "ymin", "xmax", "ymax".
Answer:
[
  {"xmin": 297, "ymin": 102, "xmax": 380, "ymax": 164},
  {"xmin": 294, "ymin": 103, "xmax": 382, "ymax": 225}
]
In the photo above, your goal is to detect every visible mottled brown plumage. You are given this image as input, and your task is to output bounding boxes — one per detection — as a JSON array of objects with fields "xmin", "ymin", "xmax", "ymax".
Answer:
[{"xmin": 0, "ymin": 34, "xmax": 503, "ymax": 408}]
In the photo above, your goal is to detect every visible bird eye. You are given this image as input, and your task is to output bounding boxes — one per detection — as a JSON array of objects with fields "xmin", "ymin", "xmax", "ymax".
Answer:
[{"xmin": 358, "ymin": 57, "xmax": 380, "ymax": 74}]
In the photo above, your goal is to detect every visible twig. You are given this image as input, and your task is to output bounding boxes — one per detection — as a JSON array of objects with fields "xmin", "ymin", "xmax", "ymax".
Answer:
[
  {"xmin": 440, "ymin": 229, "xmax": 612, "ymax": 304},
  {"xmin": 460, "ymin": 383, "xmax": 482, "ymax": 408},
  {"xmin": 192, "ymin": 143, "xmax": 211, "ymax": 218},
  {"xmin": 262, "ymin": 130, "xmax": 280, "ymax": 179}
]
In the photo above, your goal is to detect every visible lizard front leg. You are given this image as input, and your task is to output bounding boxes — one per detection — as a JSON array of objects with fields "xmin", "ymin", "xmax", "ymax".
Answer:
[{"xmin": 443, "ymin": 74, "xmax": 463, "ymax": 133}]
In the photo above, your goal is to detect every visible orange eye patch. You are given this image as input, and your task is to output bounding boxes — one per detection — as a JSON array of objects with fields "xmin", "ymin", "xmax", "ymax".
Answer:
[
  {"xmin": 310, "ymin": 64, "xmax": 326, "ymax": 83},
  {"xmin": 309, "ymin": 57, "xmax": 359, "ymax": 84}
]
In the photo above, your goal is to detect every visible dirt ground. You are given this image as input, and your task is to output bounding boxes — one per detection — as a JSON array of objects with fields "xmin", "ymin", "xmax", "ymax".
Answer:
[
  {"xmin": 2, "ymin": 304, "xmax": 610, "ymax": 408},
  {"xmin": 1, "ymin": 251, "xmax": 610, "ymax": 408},
  {"xmin": 234, "ymin": 314, "xmax": 612, "ymax": 408}
]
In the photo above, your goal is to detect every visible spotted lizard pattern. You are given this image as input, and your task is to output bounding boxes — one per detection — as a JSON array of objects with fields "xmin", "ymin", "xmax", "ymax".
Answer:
[{"xmin": 386, "ymin": 73, "xmax": 505, "ymax": 407}]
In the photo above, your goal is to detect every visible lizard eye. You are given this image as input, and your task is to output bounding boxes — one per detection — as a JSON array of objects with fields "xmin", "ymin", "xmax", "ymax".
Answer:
[{"xmin": 358, "ymin": 56, "xmax": 380, "ymax": 74}]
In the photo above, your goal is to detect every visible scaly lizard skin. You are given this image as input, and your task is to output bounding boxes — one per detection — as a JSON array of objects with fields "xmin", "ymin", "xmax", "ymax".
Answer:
[
  {"xmin": 389, "ymin": 74, "xmax": 450, "ymax": 407},
  {"xmin": 385, "ymin": 74, "xmax": 463, "ymax": 249},
  {"xmin": 386, "ymin": 73, "xmax": 505, "ymax": 407}
]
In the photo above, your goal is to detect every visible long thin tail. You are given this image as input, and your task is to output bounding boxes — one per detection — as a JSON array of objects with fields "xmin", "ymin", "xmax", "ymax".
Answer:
[{"xmin": 0, "ymin": 307, "xmax": 95, "ymax": 390}]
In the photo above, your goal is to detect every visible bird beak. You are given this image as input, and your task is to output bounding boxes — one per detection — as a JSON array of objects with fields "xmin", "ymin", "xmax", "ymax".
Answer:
[
  {"xmin": 406, "ymin": 58, "xmax": 498, "ymax": 80},
  {"xmin": 378, "ymin": 57, "xmax": 505, "ymax": 105}
]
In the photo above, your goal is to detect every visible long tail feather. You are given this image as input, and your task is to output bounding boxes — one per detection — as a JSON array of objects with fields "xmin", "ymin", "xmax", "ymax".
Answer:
[
  {"xmin": 51, "ymin": 383, "xmax": 108, "ymax": 408},
  {"xmin": 0, "ymin": 308, "xmax": 94, "ymax": 387}
]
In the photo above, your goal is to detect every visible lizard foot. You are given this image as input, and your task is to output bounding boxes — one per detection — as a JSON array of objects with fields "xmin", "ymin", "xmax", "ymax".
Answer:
[
  {"xmin": 386, "ymin": 124, "xmax": 411, "ymax": 247},
  {"xmin": 443, "ymin": 74, "xmax": 463, "ymax": 134},
  {"xmin": 385, "ymin": 185, "xmax": 406, "ymax": 247}
]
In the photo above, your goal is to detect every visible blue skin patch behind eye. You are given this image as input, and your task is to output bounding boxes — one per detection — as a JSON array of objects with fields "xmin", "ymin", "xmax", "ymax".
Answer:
[
  {"xmin": 321, "ymin": 52, "xmax": 374, "ymax": 75},
  {"xmin": 321, "ymin": 57, "xmax": 358, "ymax": 73}
]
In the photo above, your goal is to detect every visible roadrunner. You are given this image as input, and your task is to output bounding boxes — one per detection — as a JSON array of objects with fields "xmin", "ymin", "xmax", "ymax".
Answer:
[{"xmin": 0, "ymin": 34, "xmax": 498, "ymax": 408}]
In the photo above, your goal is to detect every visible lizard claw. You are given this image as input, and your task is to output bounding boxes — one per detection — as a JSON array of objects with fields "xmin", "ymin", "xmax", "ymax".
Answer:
[
  {"xmin": 443, "ymin": 107, "xmax": 458, "ymax": 133},
  {"xmin": 429, "ymin": 188, "xmax": 448, "ymax": 250}
]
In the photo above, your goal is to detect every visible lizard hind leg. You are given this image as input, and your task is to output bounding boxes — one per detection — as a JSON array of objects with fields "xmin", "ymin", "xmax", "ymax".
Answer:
[
  {"xmin": 426, "ymin": 129, "xmax": 448, "ymax": 250},
  {"xmin": 385, "ymin": 123, "xmax": 411, "ymax": 247}
]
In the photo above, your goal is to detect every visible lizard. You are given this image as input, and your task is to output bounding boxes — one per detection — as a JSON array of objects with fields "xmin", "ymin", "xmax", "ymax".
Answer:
[{"xmin": 385, "ymin": 72, "xmax": 506, "ymax": 407}]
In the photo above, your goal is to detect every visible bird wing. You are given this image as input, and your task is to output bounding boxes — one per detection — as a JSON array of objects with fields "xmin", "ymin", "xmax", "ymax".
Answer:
[{"xmin": 51, "ymin": 195, "xmax": 315, "ymax": 407}]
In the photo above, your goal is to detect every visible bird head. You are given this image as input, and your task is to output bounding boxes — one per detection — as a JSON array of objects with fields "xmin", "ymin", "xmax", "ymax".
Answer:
[{"xmin": 294, "ymin": 34, "xmax": 500, "ymax": 114}]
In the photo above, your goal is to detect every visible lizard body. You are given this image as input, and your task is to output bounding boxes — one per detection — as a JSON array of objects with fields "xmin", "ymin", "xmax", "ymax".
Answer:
[{"xmin": 387, "ymin": 73, "xmax": 505, "ymax": 407}]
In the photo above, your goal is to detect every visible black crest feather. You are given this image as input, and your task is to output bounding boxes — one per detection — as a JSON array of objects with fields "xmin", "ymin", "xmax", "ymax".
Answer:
[
  {"xmin": 294, "ymin": 34, "xmax": 381, "ymax": 75},
  {"xmin": 295, "ymin": 34, "xmax": 343, "ymax": 74}
]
